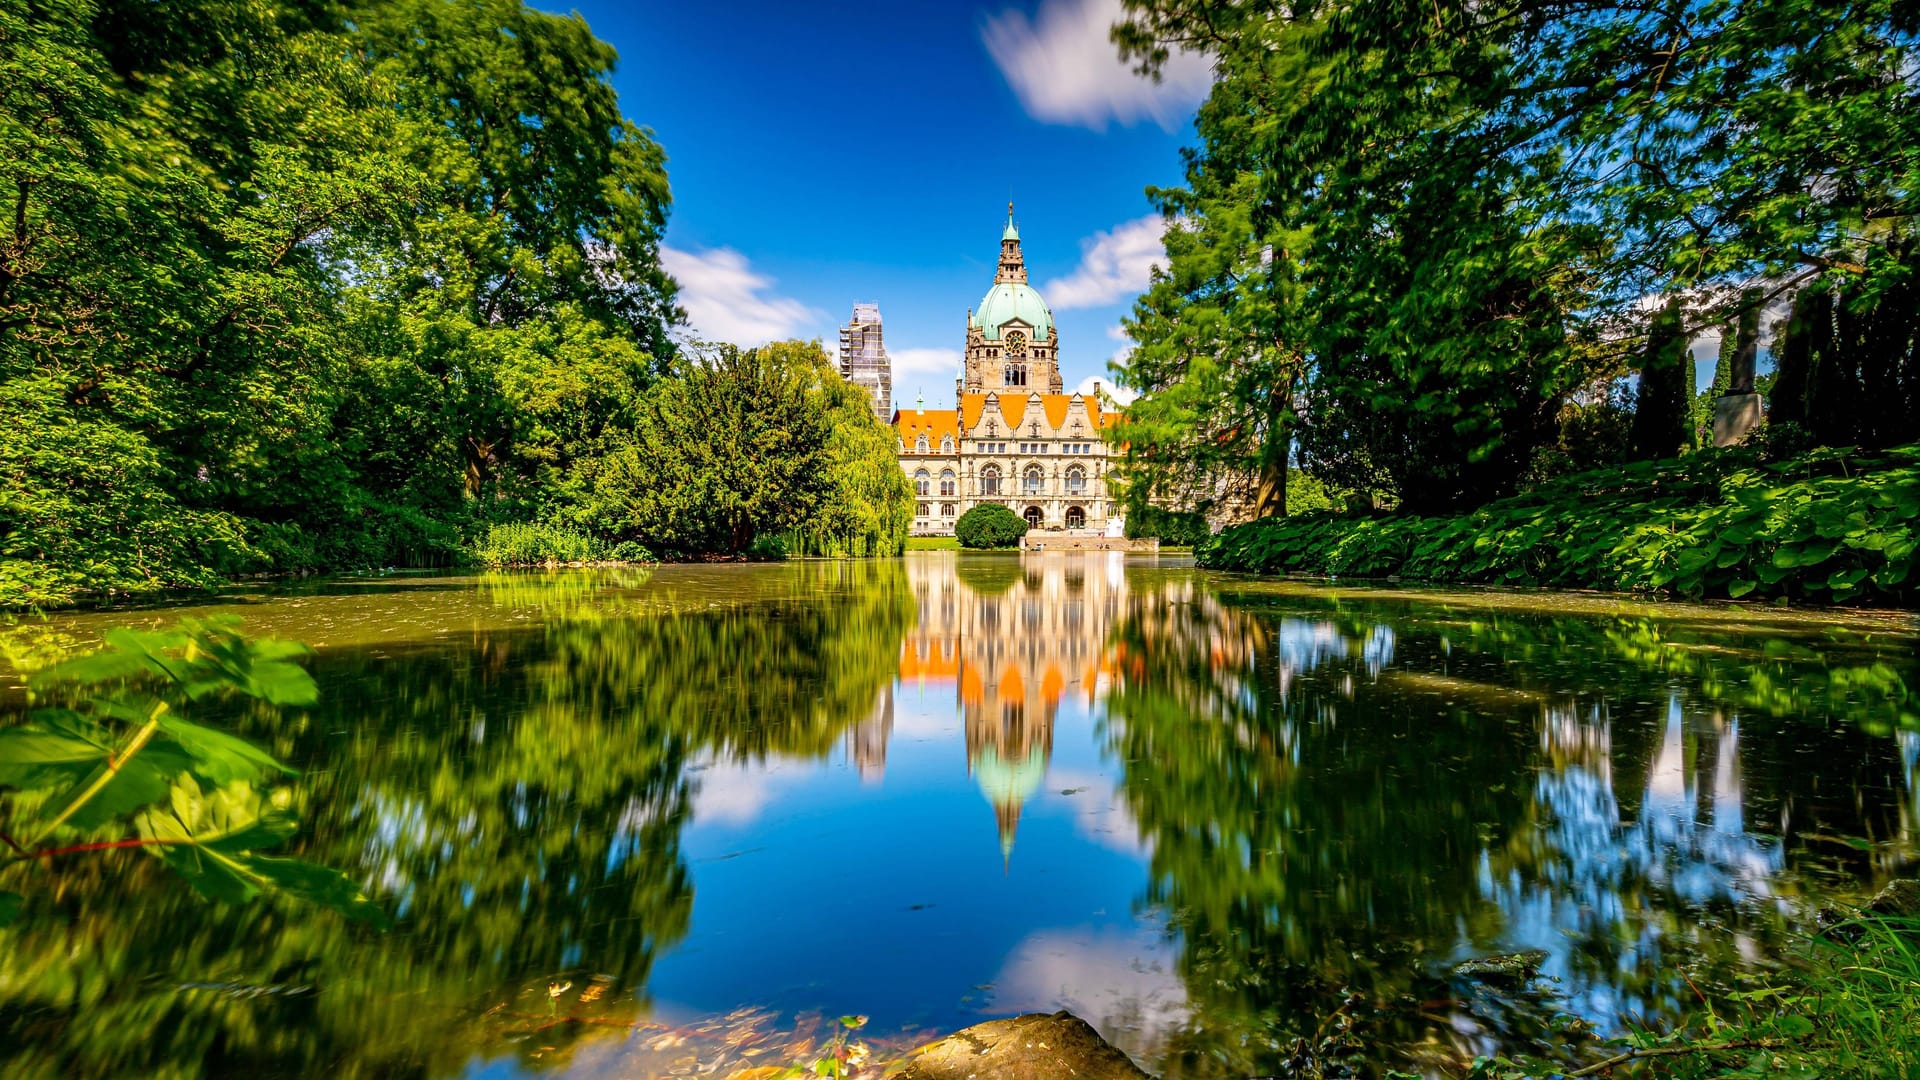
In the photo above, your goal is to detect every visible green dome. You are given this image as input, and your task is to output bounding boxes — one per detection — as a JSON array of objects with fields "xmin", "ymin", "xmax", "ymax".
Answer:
[
  {"xmin": 974, "ymin": 744, "xmax": 1047, "ymax": 809},
  {"xmin": 974, "ymin": 282, "xmax": 1053, "ymax": 341}
]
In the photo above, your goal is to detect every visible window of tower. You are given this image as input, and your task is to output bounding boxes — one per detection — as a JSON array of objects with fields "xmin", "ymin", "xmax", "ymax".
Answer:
[{"xmin": 1006, "ymin": 364, "xmax": 1026, "ymax": 387}]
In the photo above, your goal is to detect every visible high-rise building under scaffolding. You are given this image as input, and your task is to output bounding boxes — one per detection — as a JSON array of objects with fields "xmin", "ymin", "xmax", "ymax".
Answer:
[{"xmin": 838, "ymin": 302, "xmax": 892, "ymax": 422}]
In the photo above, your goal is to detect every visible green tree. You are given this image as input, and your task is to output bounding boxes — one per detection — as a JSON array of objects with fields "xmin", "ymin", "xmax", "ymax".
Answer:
[
  {"xmin": 1112, "ymin": 0, "xmax": 1920, "ymax": 503},
  {"xmin": 954, "ymin": 503, "xmax": 1029, "ymax": 549},
  {"xmin": 593, "ymin": 341, "xmax": 908, "ymax": 556}
]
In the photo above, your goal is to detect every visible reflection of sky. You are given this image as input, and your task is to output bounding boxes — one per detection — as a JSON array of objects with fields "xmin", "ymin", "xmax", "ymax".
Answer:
[
  {"xmin": 1468, "ymin": 696, "xmax": 1785, "ymax": 1036},
  {"xmin": 1274, "ymin": 619, "xmax": 1395, "ymax": 700},
  {"xmin": 641, "ymin": 684, "xmax": 1161, "ymax": 1043}
]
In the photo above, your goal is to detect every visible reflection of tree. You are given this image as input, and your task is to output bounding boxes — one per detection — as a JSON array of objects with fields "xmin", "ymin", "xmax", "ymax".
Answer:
[
  {"xmin": 1105, "ymin": 589, "xmax": 1920, "ymax": 1076},
  {"xmin": 1103, "ymin": 597, "xmax": 1539, "ymax": 1074},
  {"xmin": 0, "ymin": 563, "xmax": 913, "ymax": 1078}
]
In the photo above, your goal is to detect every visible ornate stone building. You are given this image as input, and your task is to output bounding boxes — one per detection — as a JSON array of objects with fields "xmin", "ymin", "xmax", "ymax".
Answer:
[{"xmin": 893, "ymin": 209, "xmax": 1118, "ymax": 537}]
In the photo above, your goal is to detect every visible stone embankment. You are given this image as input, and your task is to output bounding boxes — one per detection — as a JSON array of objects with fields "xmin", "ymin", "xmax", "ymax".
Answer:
[{"xmin": 1020, "ymin": 531, "xmax": 1159, "ymax": 553}]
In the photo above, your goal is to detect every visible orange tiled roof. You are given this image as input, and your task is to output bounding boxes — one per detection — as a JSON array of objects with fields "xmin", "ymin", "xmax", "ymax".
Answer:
[
  {"xmin": 960, "ymin": 661, "xmax": 984, "ymax": 705},
  {"xmin": 1041, "ymin": 663, "xmax": 1064, "ymax": 705},
  {"xmin": 949, "ymin": 392, "xmax": 1121, "ymax": 435},
  {"xmin": 900, "ymin": 639, "xmax": 959, "ymax": 681},
  {"xmin": 894, "ymin": 408, "xmax": 959, "ymax": 449},
  {"xmin": 996, "ymin": 664, "xmax": 1025, "ymax": 703}
]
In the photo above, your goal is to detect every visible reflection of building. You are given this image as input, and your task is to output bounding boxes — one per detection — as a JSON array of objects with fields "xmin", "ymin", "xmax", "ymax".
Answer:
[
  {"xmin": 846, "ymin": 683, "xmax": 894, "ymax": 781},
  {"xmin": 893, "ymin": 209, "xmax": 1119, "ymax": 536},
  {"xmin": 900, "ymin": 555, "xmax": 1128, "ymax": 860},
  {"xmin": 839, "ymin": 302, "xmax": 892, "ymax": 422}
]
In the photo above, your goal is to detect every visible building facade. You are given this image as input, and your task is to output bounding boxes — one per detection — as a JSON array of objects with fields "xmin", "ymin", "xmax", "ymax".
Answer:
[
  {"xmin": 892, "ymin": 210, "xmax": 1118, "ymax": 536},
  {"xmin": 838, "ymin": 302, "xmax": 891, "ymax": 422}
]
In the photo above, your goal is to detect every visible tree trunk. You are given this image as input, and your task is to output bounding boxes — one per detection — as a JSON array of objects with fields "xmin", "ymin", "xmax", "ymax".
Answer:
[
  {"xmin": 1770, "ymin": 288, "xmax": 1820, "ymax": 429},
  {"xmin": 1630, "ymin": 297, "xmax": 1689, "ymax": 460},
  {"xmin": 1728, "ymin": 288, "xmax": 1760, "ymax": 395},
  {"xmin": 1252, "ymin": 371, "xmax": 1295, "ymax": 518}
]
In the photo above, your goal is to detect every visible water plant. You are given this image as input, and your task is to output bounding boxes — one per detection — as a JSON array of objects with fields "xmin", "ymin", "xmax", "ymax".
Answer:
[{"xmin": 0, "ymin": 618, "xmax": 387, "ymax": 927}]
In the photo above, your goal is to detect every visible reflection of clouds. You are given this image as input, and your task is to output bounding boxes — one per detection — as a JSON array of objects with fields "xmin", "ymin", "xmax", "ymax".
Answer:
[
  {"xmin": 688, "ymin": 755, "xmax": 783, "ymax": 827},
  {"xmin": 1274, "ymin": 619, "xmax": 1397, "ymax": 699},
  {"xmin": 1048, "ymin": 767, "xmax": 1149, "ymax": 858},
  {"xmin": 989, "ymin": 924, "xmax": 1187, "ymax": 1059},
  {"xmin": 1901, "ymin": 730, "xmax": 1920, "ymax": 841},
  {"xmin": 1473, "ymin": 698, "xmax": 1785, "ymax": 1034}
]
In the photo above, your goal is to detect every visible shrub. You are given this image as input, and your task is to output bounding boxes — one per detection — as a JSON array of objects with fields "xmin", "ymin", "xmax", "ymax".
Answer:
[
  {"xmin": 955, "ymin": 504, "xmax": 1029, "ymax": 549},
  {"xmin": 746, "ymin": 533, "xmax": 790, "ymax": 561},
  {"xmin": 473, "ymin": 523, "xmax": 605, "ymax": 567},
  {"xmin": 1198, "ymin": 444, "xmax": 1920, "ymax": 605},
  {"xmin": 606, "ymin": 540, "xmax": 657, "ymax": 564},
  {"xmin": 1126, "ymin": 506, "xmax": 1211, "ymax": 546}
]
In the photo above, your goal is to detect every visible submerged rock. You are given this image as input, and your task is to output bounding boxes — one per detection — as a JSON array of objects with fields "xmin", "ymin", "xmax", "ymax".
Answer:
[
  {"xmin": 886, "ymin": 1011, "xmax": 1151, "ymax": 1080},
  {"xmin": 1865, "ymin": 878, "xmax": 1920, "ymax": 917},
  {"xmin": 1818, "ymin": 878, "xmax": 1920, "ymax": 934},
  {"xmin": 1450, "ymin": 950, "xmax": 1549, "ymax": 982}
]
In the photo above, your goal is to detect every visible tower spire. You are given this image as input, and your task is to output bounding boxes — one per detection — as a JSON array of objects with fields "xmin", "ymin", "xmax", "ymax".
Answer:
[{"xmin": 997, "ymin": 208, "xmax": 1025, "ymax": 283}]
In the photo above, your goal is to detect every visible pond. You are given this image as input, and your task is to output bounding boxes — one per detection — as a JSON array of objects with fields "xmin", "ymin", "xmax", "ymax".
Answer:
[{"xmin": 2, "ymin": 554, "xmax": 1917, "ymax": 1078}]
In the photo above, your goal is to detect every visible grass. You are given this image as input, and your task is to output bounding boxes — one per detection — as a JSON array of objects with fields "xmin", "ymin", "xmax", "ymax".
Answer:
[
  {"xmin": 1477, "ymin": 914, "xmax": 1920, "ymax": 1079},
  {"xmin": 905, "ymin": 536, "xmax": 960, "ymax": 551}
]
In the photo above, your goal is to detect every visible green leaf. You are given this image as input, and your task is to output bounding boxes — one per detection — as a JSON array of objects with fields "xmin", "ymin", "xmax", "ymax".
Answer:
[
  {"xmin": 43, "ymin": 743, "xmax": 196, "ymax": 833},
  {"xmin": 1776, "ymin": 1014, "xmax": 1814, "ymax": 1038},
  {"xmin": 156, "ymin": 716, "xmax": 295, "ymax": 783},
  {"xmin": 136, "ymin": 777, "xmax": 387, "ymax": 926},
  {"xmin": 1726, "ymin": 579, "xmax": 1758, "ymax": 599}
]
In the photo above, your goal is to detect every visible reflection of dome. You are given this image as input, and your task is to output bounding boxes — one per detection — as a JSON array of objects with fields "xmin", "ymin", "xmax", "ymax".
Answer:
[
  {"xmin": 974, "ymin": 743, "xmax": 1048, "ymax": 865},
  {"xmin": 973, "ymin": 281, "xmax": 1053, "ymax": 341}
]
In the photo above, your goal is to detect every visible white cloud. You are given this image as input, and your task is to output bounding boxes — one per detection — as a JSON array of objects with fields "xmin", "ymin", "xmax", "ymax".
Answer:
[
  {"xmin": 1042, "ymin": 215, "xmax": 1168, "ymax": 310},
  {"xmin": 892, "ymin": 347, "xmax": 964, "ymax": 382},
  {"xmin": 1074, "ymin": 375, "xmax": 1137, "ymax": 406},
  {"xmin": 891, "ymin": 347, "xmax": 965, "ymax": 407},
  {"xmin": 981, "ymin": 0, "xmax": 1212, "ymax": 131},
  {"xmin": 661, "ymin": 245, "xmax": 821, "ymax": 347}
]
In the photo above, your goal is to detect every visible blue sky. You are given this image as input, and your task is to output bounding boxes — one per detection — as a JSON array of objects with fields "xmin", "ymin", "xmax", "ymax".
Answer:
[{"xmin": 556, "ymin": 0, "xmax": 1213, "ymax": 407}]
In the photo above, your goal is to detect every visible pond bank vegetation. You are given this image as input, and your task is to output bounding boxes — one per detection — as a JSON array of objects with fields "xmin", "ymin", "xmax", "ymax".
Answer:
[{"xmin": 1198, "ymin": 444, "xmax": 1919, "ymax": 606}]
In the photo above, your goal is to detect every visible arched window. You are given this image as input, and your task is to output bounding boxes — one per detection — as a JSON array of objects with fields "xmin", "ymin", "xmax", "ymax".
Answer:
[
  {"xmin": 1006, "ymin": 363, "xmax": 1027, "ymax": 387},
  {"xmin": 1024, "ymin": 506, "xmax": 1043, "ymax": 528},
  {"xmin": 1023, "ymin": 465, "xmax": 1044, "ymax": 495},
  {"xmin": 941, "ymin": 435, "xmax": 953, "ymax": 453},
  {"xmin": 1065, "ymin": 506, "xmax": 1086, "ymax": 529},
  {"xmin": 914, "ymin": 469, "xmax": 930, "ymax": 496},
  {"xmin": 915, "ymin": 435, "xmax": 928, "ymax": 454},
  {"xmin": 1065, "ymin": 465, "xmax": 1086, "ymax": 495},
  {"xmin": 980, "ymin": 464, "xmax": 1001, "ymax": 496},
  {"xmin": 916, "ymin": 501, "xmax": 929, "ymax": 517},
  {"xmin": 939, "ymin": 470, "xmax": 956, "ymax": 497}
]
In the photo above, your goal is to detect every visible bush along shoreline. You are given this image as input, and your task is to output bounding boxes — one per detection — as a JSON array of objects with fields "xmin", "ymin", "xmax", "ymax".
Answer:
[{"xmin": 1198, "ymin": 445, "xmax": 1919, "ymax": 606}]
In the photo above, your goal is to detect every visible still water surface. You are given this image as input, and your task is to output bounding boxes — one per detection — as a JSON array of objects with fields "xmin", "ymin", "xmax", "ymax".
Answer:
[{"xmin": 2, "ymin": 554, "xmax": 1917, "ymax": 1077}]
